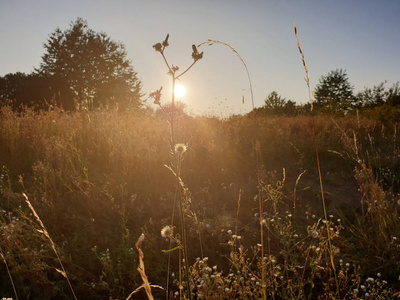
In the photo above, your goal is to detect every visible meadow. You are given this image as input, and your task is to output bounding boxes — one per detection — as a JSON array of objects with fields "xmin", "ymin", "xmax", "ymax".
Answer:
[{"xmin": 1, "ymin": 102, "xmax": 400, "ymax": 299}]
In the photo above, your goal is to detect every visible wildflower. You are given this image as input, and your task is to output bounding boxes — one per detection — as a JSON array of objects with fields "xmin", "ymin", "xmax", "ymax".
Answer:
[
  {"xmin": 174, "ymin": 143, "xmax": 187, "ymax": 155},
  {"xmin": 161, "ymin": 225, "xmax": 173, "ymax": 238},
  {"xmin": 225, "ymin": 288, "xmax": 229, "ymax": 292},
  {"xmin": 360, "ymin": 285, "xmax": 365, "ymax": 290},
  {"xmin": 353, "ymin": 288, "xmax": 358, "ymax": 293},
  {"xmin": 365, "ymin": 293, "xmax": 370, "ymax": 297},
  {"xmin": 150, "ymin": 87, "xmax": 163, "ymax": 105},
  {"xmin": 311, "ymin": 230, "xmax": 319, "ymax": 238},
  {"xmin": 366, "ymin": 277, "xmax": 374, "ymax": 282},
  {"xmin": 377, "ymin": 272, "xmax": 381, "ymax": 277}
]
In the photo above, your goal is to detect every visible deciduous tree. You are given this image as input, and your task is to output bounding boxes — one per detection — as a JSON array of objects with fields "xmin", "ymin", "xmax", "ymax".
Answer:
[
  {"xmin": 37, "ymin": 18, "xmax": 141, "ymax": 109},
  {"xmin": 314, "ymin": 69, "xmax": 354, "ymax": 114}
]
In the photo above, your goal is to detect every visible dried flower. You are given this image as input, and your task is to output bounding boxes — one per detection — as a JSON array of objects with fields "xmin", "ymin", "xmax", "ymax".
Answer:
[
  {"xmin": 161, "ymin": 225, "xmax": 173, "ymax": 238},
  {"xmin": 175, "ymin": 143, "xmax": 187, "ymax": 155}
]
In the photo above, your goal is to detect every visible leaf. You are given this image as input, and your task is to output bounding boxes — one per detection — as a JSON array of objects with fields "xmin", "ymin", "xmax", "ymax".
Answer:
[{"xmin": 161, "ymin": 246, "xmax": 181, "ymax": 253}]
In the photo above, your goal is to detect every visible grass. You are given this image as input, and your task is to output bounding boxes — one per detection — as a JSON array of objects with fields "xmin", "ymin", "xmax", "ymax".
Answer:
[
  {"xmin": 0, "ymin": 32, "xmax": 399, "ymax": 298},
  {"xmin": 1, "ymin": 101, "xmax": 400, "ymax": 298}
]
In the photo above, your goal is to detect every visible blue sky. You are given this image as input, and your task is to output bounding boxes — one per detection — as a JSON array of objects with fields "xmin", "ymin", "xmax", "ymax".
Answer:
[{"xmin": 1, "ymin": 0, "xmax": 399, "ymax": 115}]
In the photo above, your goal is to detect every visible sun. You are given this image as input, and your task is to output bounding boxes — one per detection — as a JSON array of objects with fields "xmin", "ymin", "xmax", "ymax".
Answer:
[{"xmin": 174, "ymin": 84, "xmax": 186, "ymax": 98}]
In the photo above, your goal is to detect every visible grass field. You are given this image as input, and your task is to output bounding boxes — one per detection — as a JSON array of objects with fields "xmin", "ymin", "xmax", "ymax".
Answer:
[{"xmin": 1, "ymin": 103, "xmax": 400, "ymax": 299}]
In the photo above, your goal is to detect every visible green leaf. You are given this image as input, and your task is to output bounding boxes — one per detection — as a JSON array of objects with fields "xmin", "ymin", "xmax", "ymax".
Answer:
[{"xmin": 161, "ymin": 246, "xmax": 181, "ymax": 253}]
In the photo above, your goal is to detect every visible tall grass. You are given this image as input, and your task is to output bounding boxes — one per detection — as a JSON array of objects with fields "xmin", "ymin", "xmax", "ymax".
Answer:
[{"xmin": 1, "ymin": 50, "xmax": 400, "ymax": 298}]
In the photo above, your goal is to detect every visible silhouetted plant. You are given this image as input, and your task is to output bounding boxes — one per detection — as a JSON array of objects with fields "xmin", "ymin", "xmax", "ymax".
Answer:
[{"xmin": 150, "ymin": 34, "xmax": 203, "ymax": 300}]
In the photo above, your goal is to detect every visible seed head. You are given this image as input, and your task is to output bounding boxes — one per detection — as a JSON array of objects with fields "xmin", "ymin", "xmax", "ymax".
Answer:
[
  {"xmin": 161, "ymin": 225, "xmax": 173, "ymax": 238},
  {"xmin": 175, "ymin": 143, "xmax": 187, "ymax": 155}
]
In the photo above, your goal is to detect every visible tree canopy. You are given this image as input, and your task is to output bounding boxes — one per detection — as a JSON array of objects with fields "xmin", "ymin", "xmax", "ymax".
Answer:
[
  {"xmin": 314, "ymin": 69, "xmax": 354, "ymax": 114},
  {"xmin": 37, "ymin": 18, "xmax": 141, "ymax": 109}
]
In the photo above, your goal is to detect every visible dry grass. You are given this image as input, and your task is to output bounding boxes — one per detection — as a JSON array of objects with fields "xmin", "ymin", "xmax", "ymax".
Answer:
[{"xmin": 0, "ymin": 103, "xmax": 399, "ymax": 298}]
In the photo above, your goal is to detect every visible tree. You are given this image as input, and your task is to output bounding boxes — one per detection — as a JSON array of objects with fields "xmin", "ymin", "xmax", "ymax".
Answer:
[
  {"xmin": 355, "ymin": 82, "xmax": 386, "ymax": 109},
  {"xmin": 386, "ymin": 82, "xmax": 400, "ymax": 107},
  {"xmin": 0, "ymin": 72, "xmax": 74, "ymax": 109},
  {"xmin": 263, "ymin": 91, "xmax": 297, "ymax": 116},
  {"xmin": 355, "ymin": 82, "xmax": 400, "ymax": 109},
  {"xmin": 37, "ymin": 18, "xmax": 141, "ymax": 109},
  {"xmin": 314, "ymin": 69, "xmax": 354, "ymax": 114},
  {"xmin": 248, "ymin": 91, "xmax": 298, "ymax": 117},
  {"xmin": 264, "ymin": 91, "xmax": 286, "ymax": 114}
]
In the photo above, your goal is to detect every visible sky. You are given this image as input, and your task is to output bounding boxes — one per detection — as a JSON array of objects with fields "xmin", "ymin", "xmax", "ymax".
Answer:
[{"xmin": 1, "ymin": 0, "xmax": 399, "ymax": 116}]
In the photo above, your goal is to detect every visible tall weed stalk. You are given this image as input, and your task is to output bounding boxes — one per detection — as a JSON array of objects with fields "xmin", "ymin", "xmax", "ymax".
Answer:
[{"xmin": 151, "ymin": 34, "xmax": 203, "ymax": 299}]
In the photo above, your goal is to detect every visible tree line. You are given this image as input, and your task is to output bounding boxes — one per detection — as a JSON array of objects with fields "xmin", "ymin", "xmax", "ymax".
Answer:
[
  {"xmin": 251, "ymin": 69, "xmax": 400, "ymax": 122},
  {"xmin": 1, "ymin": 18, "xmax": 399, "ymax": 121}
]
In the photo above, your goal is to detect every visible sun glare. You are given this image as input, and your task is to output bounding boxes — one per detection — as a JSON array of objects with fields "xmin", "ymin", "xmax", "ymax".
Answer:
[{"xmin": 174, "ymin": 84, "xmax": 186, "ymax": 98}]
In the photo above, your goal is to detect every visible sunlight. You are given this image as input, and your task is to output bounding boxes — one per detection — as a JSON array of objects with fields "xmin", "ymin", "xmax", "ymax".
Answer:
[{"xmin": 174, "ymin": 84, "xmax": 186, "ymax": 98}]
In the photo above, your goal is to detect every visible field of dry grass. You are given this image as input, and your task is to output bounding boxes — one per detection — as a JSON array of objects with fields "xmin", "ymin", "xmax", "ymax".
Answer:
[{"xmin": 1, "ymin": 103, "xmax": 400, "ymax": 299}]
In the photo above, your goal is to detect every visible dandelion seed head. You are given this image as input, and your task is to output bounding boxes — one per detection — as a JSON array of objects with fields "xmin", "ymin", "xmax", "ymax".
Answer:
[
  {"xmin": 161, "ymin": 225, "xmax": 173, "ymax": 238},
  {"xmin": 175, "ymin": 143, "xmax": 187, "ymax": 155}
]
